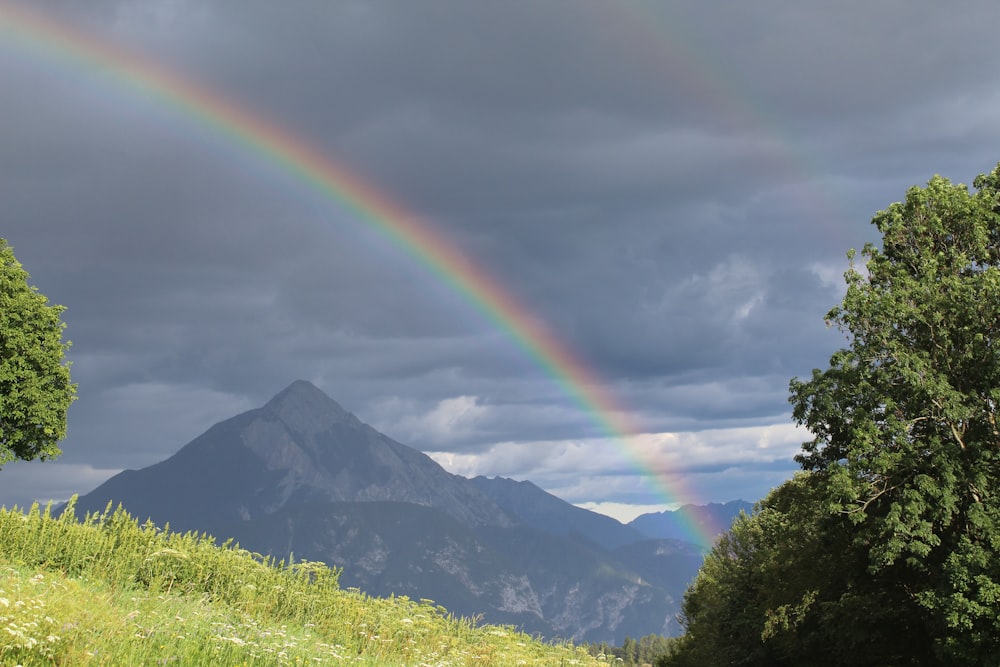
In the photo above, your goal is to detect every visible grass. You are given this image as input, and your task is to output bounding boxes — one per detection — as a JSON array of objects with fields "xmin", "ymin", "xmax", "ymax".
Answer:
[{"xmin": 0, "ymin": 498, "xmax": 604, "ymax": 666}]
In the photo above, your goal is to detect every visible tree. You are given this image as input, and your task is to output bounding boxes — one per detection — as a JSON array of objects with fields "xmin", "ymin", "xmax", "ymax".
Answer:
[
  {"xmin": 621, "ymin": 636, "xmax": 638, "ymax": 665},
  {"xmin": 663, "ymin": 474, "xmax": 934, "ymax": 667},
  {"xmin": 789, "ymin": 164, "xmax": 1000, "ymax": 662},
  {"xmin": 0, "ymin": 238, "xmax": 76, "ymax": 466},
  {"xmin": 665, "ymin": 162, "xmax": 1000, "ymax": 666}
]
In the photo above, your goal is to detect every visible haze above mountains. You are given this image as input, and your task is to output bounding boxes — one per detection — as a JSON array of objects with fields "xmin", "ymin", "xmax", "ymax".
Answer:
[{"xmin": 66, "ymin": 380, "xmax": 749, "ymax": 642}]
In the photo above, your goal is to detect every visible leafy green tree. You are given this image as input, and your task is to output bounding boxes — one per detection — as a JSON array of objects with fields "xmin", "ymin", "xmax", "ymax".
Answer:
[
  {"xmin": 790, "ymin": 164, "xmax": 1000, "ymax": 662},
  {"xmin": 663, "ymin": 474, "xmax": 933, "ymax": 666},
  {"xmin": 0, "ymin": 238, "xmax": 76, "ymax": 466},
  {"xmin": 665, "ymin": 163, "xmax": 1000, "ymax": 666}
]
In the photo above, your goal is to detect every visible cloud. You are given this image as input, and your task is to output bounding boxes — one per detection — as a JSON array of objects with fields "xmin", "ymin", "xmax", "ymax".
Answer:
[
  {"xmin": 2, "ymin": 0, "xmax": 999, "ymax": 510},
  {"xmin": 426, "ymin": 421, "xmax": 805, "ymax": 506},
  {"xmin": 574, "ymin": 502, "xmax": 676, "ymax": 524},
  {"xmin": 371, "ymin": 395, "xmax": 488, "ymax": 447}
]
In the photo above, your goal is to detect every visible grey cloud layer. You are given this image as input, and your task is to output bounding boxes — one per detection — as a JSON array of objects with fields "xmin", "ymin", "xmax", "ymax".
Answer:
[{"xmin": 2, "ymin": 0, "xmax": 999, "ymax": 510}]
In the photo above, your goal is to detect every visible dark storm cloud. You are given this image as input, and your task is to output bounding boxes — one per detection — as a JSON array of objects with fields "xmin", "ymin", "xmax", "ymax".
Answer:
[{"xmin": 2, "ymin": 0, "xmax": 999, "ymax": 512}]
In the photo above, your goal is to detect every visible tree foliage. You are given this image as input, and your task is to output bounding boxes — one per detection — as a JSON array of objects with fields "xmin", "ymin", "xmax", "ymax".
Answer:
[
  {"xmin": 663, "ymin": 475, "xmax": 934, "ymax": 666},
  {"xmin": 0, "ymin": 238, "xmax": 76, "ymax": 466},
  {"xmin": 664, "ymin": 163, "xmax": 1000, "ymax": 666}
]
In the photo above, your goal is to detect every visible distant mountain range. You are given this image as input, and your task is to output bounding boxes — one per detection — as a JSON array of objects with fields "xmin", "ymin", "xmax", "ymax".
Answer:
[
  {"xmin": 629, "ymin": 501, "xmax": 753, "ymax": 548},
  {"xmin": 67, "ymin": 380, "xmax": 748, "ymax": 642}
]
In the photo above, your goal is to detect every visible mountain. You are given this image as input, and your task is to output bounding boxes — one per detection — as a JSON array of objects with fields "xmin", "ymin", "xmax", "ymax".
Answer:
[
  {"xmin": 69, "ymin": 380, "xmax": 708, "ymax": 642},
  {"xmin": 470, "ymin": 475, "xmax": 647, "ymax": 550},
  {"xmin": 72, "ymin": 380, "xmax": 511, "ymax": 533},
  {"xmin": 628, "ymin": 500, "xmax": 753, "ymax": 548}
]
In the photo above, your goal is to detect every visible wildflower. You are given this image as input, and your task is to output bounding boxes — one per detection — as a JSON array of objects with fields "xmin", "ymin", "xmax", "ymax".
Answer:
[{"xmin": 217, "ymin": 635, "xmax": 247, "ymax": 646}]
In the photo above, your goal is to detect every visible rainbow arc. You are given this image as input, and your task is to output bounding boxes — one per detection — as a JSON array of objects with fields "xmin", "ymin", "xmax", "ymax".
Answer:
[{"xmin": 0, "ymin": 1, "xmax": 714, "ymax": 545}]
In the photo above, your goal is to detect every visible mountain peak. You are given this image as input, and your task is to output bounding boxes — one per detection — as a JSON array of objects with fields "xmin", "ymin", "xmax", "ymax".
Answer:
[
  {"xmin": 265, "ymin": 379, "xmax": 336, "ymax": 406},
  {"xmin": 262, "ymin": 380, "xmax": 360, "ymax": 435}
]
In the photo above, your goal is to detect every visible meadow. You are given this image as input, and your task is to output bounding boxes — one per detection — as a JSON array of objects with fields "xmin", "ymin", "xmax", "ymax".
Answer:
[{"xmin": 0, "ymin": 498, "xmax": 603, "ymax": 666}]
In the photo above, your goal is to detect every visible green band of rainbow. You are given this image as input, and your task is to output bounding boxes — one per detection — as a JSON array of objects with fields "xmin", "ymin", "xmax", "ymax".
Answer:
[{"xmin": 0, "ymin": 2, "xmax": 713, "ymax": 546}]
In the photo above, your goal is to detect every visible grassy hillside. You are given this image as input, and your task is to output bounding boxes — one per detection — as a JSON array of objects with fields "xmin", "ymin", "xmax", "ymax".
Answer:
[{"xmin": 0, "ymin": 499, "xmax": 602, "ymax": 666}]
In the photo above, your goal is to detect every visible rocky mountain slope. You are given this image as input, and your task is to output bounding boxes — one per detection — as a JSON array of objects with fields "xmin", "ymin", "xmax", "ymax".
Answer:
[{"xmin": 470, "ymin": 476, "xmax": 647, "ymax": 550}]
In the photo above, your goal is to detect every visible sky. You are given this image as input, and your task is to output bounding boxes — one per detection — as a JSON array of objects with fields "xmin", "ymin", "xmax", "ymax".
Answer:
[{"xmin": 2, "ymin": 0, "xmax": 999, "ymax": 523}]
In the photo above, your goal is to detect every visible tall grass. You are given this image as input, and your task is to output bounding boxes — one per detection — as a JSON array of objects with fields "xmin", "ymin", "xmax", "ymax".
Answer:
[{"xmin": 0, "ymin": 499, "xmax": 602, "ymax": 666}]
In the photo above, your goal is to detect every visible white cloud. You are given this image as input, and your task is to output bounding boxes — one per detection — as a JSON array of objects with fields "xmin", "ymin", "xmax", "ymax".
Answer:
[
  {"xmin": 575, "ymin": 501, "xmax": 676, "ymax": 524},
  {"xmin": 808, "ymin": 260, "xmax": 847, "ymax": 293},
  {"xmin": 428, "ymin": 421, "xmax": 806, "ymax": 505},
  {"xmin": 670, "ymin": 254, "xmax": 771, "ymax": 326},
  {"xmin": 369, "ymin": 395, "xmax": 492, "ymax": 447}
]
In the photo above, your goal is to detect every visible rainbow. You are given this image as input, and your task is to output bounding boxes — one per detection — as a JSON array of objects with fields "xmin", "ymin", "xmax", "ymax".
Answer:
[
  {"xmin": 596, "ymin": 2, "xmax": 856, "ymax": 250},
  {"xmin": 0, "ymin": 2, "xmax": 715, "ymax": 546}
]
